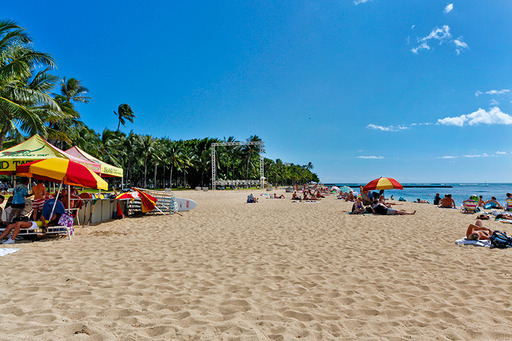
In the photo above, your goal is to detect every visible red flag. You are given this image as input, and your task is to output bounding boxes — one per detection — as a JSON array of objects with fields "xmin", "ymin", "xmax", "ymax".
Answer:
[{"xmin": 132, "ymin": 188, "xmax": 157, "ymax": 213}]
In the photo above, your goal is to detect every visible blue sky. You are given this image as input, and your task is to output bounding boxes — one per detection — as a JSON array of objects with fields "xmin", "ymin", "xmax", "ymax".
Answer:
[{"xmin": 5, "ymin": 0, "xmax": 512, "ymax": 183}]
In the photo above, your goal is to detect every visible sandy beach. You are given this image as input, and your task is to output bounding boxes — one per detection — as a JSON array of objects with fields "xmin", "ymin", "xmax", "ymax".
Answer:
[{"xmin": 1, "ymin": 189, "xmax": 512, "ymax": 340}]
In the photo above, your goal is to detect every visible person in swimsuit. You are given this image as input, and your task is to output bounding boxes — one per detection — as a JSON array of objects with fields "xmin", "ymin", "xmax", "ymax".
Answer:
[
  {"xmin": 372, "ymin": 200, "xmax": 416, "ymax": 215},
  {"xmin": 351, "ymin": 197, "xmax": 365, "ymax": 214},
  {"xmin": 31, "ymin": 181, "xmax": 47, "ymax": 221},
  {"xmin": 0, "ymin": 220, "xmax": 38, "ymax": 244},
  {"xmin": 466, "ymin": 220, "xmax": 493, "ymax": 241},
  {"xmin": 485, "ymin": 197, "xmax": 503, "ymax": 209},
  {"xmin": 439, "ymin": 194, "xmax": 456, "ymax": 208}
]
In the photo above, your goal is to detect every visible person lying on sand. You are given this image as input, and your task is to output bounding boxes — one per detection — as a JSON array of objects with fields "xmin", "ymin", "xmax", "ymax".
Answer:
[
  {"xmin": 496, "ymin": 213, "xmax": 512, "ymax": 220},
  {"xmin": 273, "ymin": 193, "xmax": 285, "ymax": 199},
  {"xmin": 0, "ymin": 220, "xmax": 39, "ymax": 244},
  {"xmin": 466, "ymin": 220, "xmax": 493, "ymax": 241},
  {"xmin": 372, "ymin": 200, "xmax": 416, "ymax": 215},
  {"xmin": 439, "ymin": 194, "xmax": 456, "ymax": 208},
  {"xmin": 416, "ymin": 198, "xmax": 430, "ymax": 204}
]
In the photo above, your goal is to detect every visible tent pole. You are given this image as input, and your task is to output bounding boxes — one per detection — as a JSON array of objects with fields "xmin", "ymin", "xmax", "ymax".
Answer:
[{"xmin": 49, "ymin": 181, "xmax": 63, "ymax": 220}]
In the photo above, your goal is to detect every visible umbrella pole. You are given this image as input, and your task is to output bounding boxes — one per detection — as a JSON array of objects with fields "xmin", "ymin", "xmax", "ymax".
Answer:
[
  {"xmin": 67, "ymin": 185, "xmax": 71, "ymax": 212},
  {"xmin": 49, "ymin": 181, "xmax": 63, "ymax": 221}
]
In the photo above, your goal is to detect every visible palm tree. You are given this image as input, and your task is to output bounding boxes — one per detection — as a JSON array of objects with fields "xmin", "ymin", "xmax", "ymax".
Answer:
[
  {"xmin": 59, "ymin": 77, "xmax": 91, "ymax": 104},
  {"xmin": 114, "ymin": 104, "xmax": 135, "ymax": 132},
  {"xmin": 0, "ymin": 20, "xmax": 60, "ymax": 149}
]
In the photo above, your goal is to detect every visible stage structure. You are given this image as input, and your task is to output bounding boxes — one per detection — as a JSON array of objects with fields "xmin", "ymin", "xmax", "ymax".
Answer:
[{"xmin": 211, "ymin": 141, "xmax": 264, "ymax": 190}]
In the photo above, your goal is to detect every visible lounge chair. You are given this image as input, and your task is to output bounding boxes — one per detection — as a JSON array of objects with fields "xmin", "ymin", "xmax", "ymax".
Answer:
[
  {"xmin": 461, "ymin": 200, "xmax": 478, "ymax": 214},
  {"xmin": 506, "ymin": 198, "xmax": 512, "ymax": 211}
]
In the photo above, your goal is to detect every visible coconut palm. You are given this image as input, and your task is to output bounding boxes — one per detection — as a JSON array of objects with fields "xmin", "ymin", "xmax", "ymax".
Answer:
[
  {"xmin": 59, "ymin": 77, "xmax": 91, "ymax": 104},
  {"xmin": 114, "ymin": 104, "xmax": 135, "ymax": 132},
  {"xmin": 0, "ymin": 20, "xmax": 60, "ymax": 149}
]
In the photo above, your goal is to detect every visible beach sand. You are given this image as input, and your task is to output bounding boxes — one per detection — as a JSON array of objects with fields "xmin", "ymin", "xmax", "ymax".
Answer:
[{"xmin": 1, "ymin": 189, "xmax": 512, "ymax": 340}]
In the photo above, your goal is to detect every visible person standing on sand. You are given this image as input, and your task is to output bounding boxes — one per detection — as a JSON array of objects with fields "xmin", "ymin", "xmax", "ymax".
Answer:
[
  {"xmin": 10, "ymin": 178, "xmax": 30, "ymax": 220},
  {"xmin": 31, "ymin": 181, "xmax": 46, "ymax": 221}
]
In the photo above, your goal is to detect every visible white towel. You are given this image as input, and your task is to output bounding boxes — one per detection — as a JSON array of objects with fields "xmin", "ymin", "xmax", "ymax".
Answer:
[
  {"xmin": 455, "ymin": 238, "xmax": 491, "ymax": 247},
  {"xmin": 0, "ymin": 248, "xmax": 20, "ymax": 256}
]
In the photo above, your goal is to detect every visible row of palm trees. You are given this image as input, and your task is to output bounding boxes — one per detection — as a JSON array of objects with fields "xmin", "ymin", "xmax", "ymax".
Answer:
[{"xmin": 0, "ymin": 19, "xmax": 319, "ymax": 188}]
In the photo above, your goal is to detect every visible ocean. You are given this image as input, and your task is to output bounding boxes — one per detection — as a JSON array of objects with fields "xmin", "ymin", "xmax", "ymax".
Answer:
[{"xmin": 327, "ymin": 183, "xmax": 512, "ymax": 206}]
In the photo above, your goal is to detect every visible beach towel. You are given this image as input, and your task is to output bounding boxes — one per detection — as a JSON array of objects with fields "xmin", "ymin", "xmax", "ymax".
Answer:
[
  {"xmin": 0, "ymin": 248, "xmax": 20, "ymax": 256},
  {"xmin": 455, "ymin": 238, "xmax": 491, "ymax": 247},
  {"xmin": 496, "ymin": 219, "xmax": 512, "ymax": 224}
]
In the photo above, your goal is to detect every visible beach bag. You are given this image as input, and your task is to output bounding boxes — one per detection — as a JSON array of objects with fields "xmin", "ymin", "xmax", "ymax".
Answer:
[
  {"xmin": 490, "ymin": 231, "xmax": 512, "ymax": 249},
  {"xmin": 58, "ymin": 213, "xmax": 75, "ymax": 236}
]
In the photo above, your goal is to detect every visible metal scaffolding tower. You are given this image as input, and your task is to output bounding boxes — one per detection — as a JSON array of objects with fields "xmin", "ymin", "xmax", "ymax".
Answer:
[{"xmin": 211, "ymin": 141, "xmax": 264, "ymax": 190}]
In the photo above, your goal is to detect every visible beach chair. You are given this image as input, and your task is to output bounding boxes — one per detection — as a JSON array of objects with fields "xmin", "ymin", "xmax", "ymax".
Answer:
[
  {"xmin": 506, "ymin": 198, "xmax": 512, "ymax": 211},
  {"xmin": 461, "ymin": 200, "xmax": 478, "ymax": 214}
]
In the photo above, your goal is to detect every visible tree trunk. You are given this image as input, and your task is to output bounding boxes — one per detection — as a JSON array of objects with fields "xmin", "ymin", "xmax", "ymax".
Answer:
[
  {"xmin": 153, "ymin": 163, "xmax": 157, "ymax": 189},
  {"xmin": 144, "ymin": 157, "xmax": 148, "ymax": 188},
  {"xmin": 0, "ymin": 125, "xmax": 9, "ymax": 151},
  {"xmin": 169, "ymin": 165, "xmax": 173, "ymax": 190}
]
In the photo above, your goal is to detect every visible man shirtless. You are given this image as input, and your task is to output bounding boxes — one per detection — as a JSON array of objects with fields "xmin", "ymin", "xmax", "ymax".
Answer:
[
  {"xmin": 439, "ymin": 194, "xmax": 456, "ymax": 208},
  {"xmin": 466, "ymin": 220, "xmax": 493, "ymax": 240},
  {"xmin": 31, "ymin": 181, "xmax": 46, "ymax": 221}
]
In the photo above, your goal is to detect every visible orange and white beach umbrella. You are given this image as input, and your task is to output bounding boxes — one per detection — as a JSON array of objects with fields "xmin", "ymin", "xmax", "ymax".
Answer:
[{"xmin": 363, "ymin": 177, "xmax": 403, "ymax": 191}]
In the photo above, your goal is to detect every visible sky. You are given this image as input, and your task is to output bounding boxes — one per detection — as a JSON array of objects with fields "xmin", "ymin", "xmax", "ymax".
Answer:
[{"xmin": 4, "ymin": 0, "xmax": 512, "ymax": 183}]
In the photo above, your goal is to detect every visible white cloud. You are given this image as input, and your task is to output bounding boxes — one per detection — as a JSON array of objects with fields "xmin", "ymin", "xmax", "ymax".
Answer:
[
  {"xmin": 486, "ymin": 89, "xmax": 510, "ymax": 95},
  {"xmin": 438, "ymin": 155, "xmax": 458, "ymax": 159},
  {"xmin": 354, "ymin": 0, "xmax": 371, "ymax": 5},
  {"xmin": 411, "ymin": 42, "xmax": 430, "ymax": 54},
  {"xmin": 411, "ymin": 25, "xmax": 415, "ymax": 30},
  {"xmin": 453, "ymin": 37, "xmax": 469, "ymax": 54},
  {"xmin": 366, "ymin": 124, "xmax": 409, "ymax": 132},
  {"xmin": 420, "ymin": 25, "xmax": 452, "ymax": 43},
  {"xmin": 475, "ymin": 91, "xmax": 483, "ymax": 97},
  {"xmin": 412, "ymin": 25, "xmax": 468, "ymax": 54},
  {"xmin": 357, "ymin": 156, "xmax": 384, "ymax": 159},
  {"xmin": 463, "ymin": 153, "xmax": 488, "ymax": 158},
  {"xmin": 496, "ymin": 151, "xmax": 507, "ymax": 155},
  {"xmin": 444, "ymin": 3, "xmax": 454, "ymax": 14},
  {"xmin": 437, "ymin": 107, "xmax": 512, "ymax": 126},
  {"xmin": 490, "ymin": 99, "xmax": 500, "ymax": 106}
]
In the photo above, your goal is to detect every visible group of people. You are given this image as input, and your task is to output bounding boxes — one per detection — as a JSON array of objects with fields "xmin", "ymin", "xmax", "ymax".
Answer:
[
  {"xmin": 435, "ymin": 192, "xmax": 512, "ymax": 210},
  {"xmin": 0, "ymin": 178, "xmax": 69, "ymax": 244},
  {"xmin": 351, "ymin": 196, "xmax": 416, "ymax": 215}
]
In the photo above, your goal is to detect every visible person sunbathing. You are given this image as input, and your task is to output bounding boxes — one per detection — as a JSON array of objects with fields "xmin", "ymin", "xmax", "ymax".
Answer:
[
  {"xmin": 496, "ymin": 213, "xmax": 512, "ymax": 220},
  {"xmin": 416, "ymin": 198, "xmax": 430, "ymax": 204},
  {"xmin": 439, "ymin": 194, "xmax": 456, "ymax": 208},
  {"xmin": 273, "ymin": 193, "xmax": 285, "ymax": 199},
  {"xmin": 351, "ymin": 197, "xmax": 365, "ymax": 214},
  {"xmin": 372, "ymin": 201, "xmax": 416, "ymax": 215},
  {"xmin": 466, "ymin": 220, "xmax": 493, "ymax": 241},
  {"xmin": 0, "ymin": 220, "xmax": 39, "ymax": 244}
]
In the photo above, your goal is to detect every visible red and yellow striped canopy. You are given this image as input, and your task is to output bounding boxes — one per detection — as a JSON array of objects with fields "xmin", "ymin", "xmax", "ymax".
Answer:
[
  {"xmin": 363, "ymin": 177, "xmax": 403, "ymax": 191},
  {"xmin": 16, "ymin": 158, "xmax": 108, "ymax": 190}
]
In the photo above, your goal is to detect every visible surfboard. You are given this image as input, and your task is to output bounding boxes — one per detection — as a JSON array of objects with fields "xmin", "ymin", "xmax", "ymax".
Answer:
[{"xmin": 175, "ymin": 197, "xmax": 197, "ymax": 211}]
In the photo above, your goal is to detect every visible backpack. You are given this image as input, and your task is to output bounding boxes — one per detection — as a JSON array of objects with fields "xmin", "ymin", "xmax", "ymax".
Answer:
[{"xmin": 490, "ymin": 230, "xmax": 512, "ymax": 249}]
